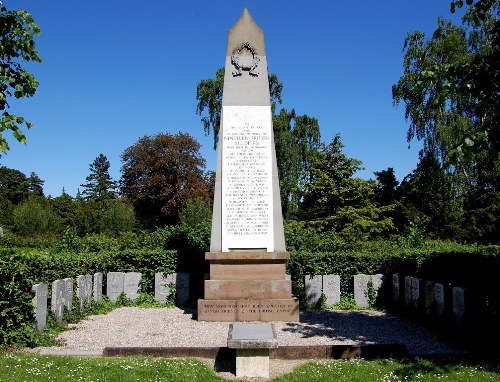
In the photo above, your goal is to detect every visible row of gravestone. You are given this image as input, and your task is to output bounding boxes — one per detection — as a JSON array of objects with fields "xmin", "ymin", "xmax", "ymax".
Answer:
[
  {"xmin": 31, "ymin": 272, "xmax": 190, "ymax": 332},
  {"xmin": 304, "ymin": 274, "xmax": 384, "ymax": 308},
  {"xmin": 304, "ymin": 273, "xmax": 469, "ymax": 327},
  {"xmin": 393, "ymin": 274, "xmax": 469, "ymax": 327}
]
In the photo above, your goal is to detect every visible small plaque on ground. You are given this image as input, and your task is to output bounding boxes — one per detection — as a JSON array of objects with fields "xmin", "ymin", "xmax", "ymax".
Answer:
[{"xmin": 228, "ymin": 323, "xmax": 277, "ymax": 349}]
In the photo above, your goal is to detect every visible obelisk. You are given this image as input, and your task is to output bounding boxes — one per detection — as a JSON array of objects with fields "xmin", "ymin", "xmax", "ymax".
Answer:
[{"xmin": 197, "ymin": 9, "xmax": 299, "ymax": 322}]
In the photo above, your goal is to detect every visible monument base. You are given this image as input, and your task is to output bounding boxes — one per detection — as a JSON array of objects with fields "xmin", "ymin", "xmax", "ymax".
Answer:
[
  {"xmin": 198, "ymin": 251, "xmax": 300, "ymax": 322},
  {"xmin": 198, "ymin": 298, "xmax": 299, "ymax": 321}
]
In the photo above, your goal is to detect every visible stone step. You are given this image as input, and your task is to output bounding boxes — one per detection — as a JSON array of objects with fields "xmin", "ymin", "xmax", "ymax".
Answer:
[
  {"xmin": 210, "ymin": 263, "xmax": 286, "ymax": 280},
  {"xmin": 204, "ymin": 279, "xmax": 291, "ymax": 300}
]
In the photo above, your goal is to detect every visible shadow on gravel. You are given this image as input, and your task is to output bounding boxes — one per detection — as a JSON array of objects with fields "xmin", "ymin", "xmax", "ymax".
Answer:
[{"xmin": 281, "ymin": 310, "xmax": 426, "ymax": 348}]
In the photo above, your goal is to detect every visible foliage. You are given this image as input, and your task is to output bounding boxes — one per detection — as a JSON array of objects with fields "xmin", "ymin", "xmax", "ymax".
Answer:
[
  {"xmin": 13, "ymin": 197, "xmax": 61, "ymax": 236},
  {"xmin": 298, "ymin": 135, "xmax": 395, "ymax": 241},
  {"xmin": 80, "ymin": 154, "xmax": 118, "ymax": 202},
  {"xmin": 121, "ymin": 133, "xmax": 212, "ymax": 228},
  {"xmin": 0, "ymin": 4, "xmax": 41, "ymax": 154},
  {"xmin": 0, "ymin": 166, "xmax": 30, "ymax": 204},
  {"xmin": 273, "ymin": 108, "xmax": 321, "ymax": 216},
  {"xmin": 393, "ymin": 1, "xmax": 499, "ymax": 162},
  {"xmin": 397, "ymin": 152, "xmax": 463, "ymax": 239}
]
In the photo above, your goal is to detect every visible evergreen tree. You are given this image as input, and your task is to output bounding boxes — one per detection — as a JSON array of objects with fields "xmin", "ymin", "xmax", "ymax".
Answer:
[
  {"xmin": 27, "ymin": 172, "xmax": 44, "ymax": 196},
  {"xmin": 80, "ymin": 154, "xmax": 118, "ymax": 202}
]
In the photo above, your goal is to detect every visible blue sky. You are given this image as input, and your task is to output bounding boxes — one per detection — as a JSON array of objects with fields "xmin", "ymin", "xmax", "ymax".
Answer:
[{"xmin": 1, "ymin": 1, "xmax": 465, "ymax": 197}]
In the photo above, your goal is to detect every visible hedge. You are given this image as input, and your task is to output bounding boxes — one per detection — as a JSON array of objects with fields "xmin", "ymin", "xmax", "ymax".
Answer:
[{"xmin": 0, "ymin": 248, "xmax": 177, "ymax": 347}]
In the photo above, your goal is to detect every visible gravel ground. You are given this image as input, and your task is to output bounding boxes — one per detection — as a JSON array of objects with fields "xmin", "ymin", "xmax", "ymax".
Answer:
[{"xmin": 31, "ymin": 307, "xmax": 455, "ymax": 356}]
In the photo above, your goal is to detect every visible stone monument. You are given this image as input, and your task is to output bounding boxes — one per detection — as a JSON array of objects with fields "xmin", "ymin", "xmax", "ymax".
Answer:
[{"xmin": 198, "ymin": 9, "xmax": 299, "ymax": 321}]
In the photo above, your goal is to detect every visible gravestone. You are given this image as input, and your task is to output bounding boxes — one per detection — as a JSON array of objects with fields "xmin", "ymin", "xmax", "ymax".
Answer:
[
  {"xmin": 0, "ymin": 226, "xmax": 3, "ymax": 236},
  {"xmin": 93, "ymin": 272, "xmax": 103, "ymax": 303},
  {"xmin": 155, "ymin": 272, "xmax": 176, "ymax": 303},
  {"xmin": 424, "ymin": 280, "xmax": 435, "ymax": 315},
  {"xmin": 305, "ymin": 275, "xmax": 322, "ymax": 305},
  {"xmin": 85, "ymin": 274, "xmax": 92, "ymax": 305},
  {"xmin": 411, "ymin": 277, "xmax": 420, "ymax": 309},
  {"xmin": 124, "ymin": 272, "xmax": 141, "ymax": 300},
  {"xmin": 76, "ymin": 275, "xmax": 86, "ymax": 309},
  {"xmin": 107, "ymin": 272, "xmax": 125, "ymax": 302},
  {"xmin": 404, "ymin": 276, "xmax": 412, "ymax": 307},
  {"xmin": 32, "ymin": 283, "xmax": 48, "ymax": 331},
  {"xmin": 452, "ymin": 287, "xmax": 467, "ymax": 327},
  {"xmin": 51, "ymin": 279, "xmax": 65, "ymax": 322},
  {"xmin": 198, "ymin": 9, "xmax": 298, "ymax": 321},
  {"xmin": 434, "ymin": 283, "xmax": 445, "ymax": 317},
  {"xmin": 323, "ymin": 274, "xmax": 340, "ymax": 305},
  {"xmin": 63, "ymin": 278, "xmax": 73, "ymax": 311},
  {"xmin": 354, "ymin": 274, "xmax": 383, "ymax": 308},
  {"xmin": 392, "ymin": 274, "xmax": 400, "ymax": 303},
  {"xmin": 176, "ymin": 272, "xmax": 189, "ymax": 305}
]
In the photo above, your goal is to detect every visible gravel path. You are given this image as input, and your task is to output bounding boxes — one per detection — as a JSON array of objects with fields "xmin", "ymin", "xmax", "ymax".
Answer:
[{"xmin": 31, "ymin": 307, "xmax": 455, "ymax": 356}]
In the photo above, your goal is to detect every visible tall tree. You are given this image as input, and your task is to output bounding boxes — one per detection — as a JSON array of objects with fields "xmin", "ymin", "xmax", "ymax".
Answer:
[
  {"xmin": 398, "ymin": 152, "xmax": 463, "ymax": 239},
  {"xmin": 27, "ymin": 171, "xmax": 44, "ymax": 196},
  {"xmin": 374, "ymin": 167, "xmax": 399, "ymax": 206},
  {"xmin": 299, "ymin": 135, "xmax": 394, "ymax": 241},
  {"xmin": 0, "ymin": 166, "xmax": 29, "ymax": 204},
  {"xmin": 80, "ymin": 154, "xmax": 118, "ymax": 202},
  {"xmin": 0, "ymin": 4, "xmax": 41, "ymax": 155},
  {"xmin": 392, "ymin": 1, "xmax": 499, "ymax": 168},
  {"xmin": 121, "ymin": 132, "xmax": 211, "ymax": 228}
]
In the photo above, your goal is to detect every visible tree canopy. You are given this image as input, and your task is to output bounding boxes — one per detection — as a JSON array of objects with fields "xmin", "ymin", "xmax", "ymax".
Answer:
[
  {"xmin": 0, "ymin": 4, "xmax": 41, "ymax": 155},
  {"xmin": 121, "ymin": 132, "xmax": 212, "ymax": 228}
]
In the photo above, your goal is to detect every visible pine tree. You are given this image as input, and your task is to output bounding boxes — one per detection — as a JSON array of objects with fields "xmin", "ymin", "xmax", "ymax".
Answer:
[{"xmin": 80, "ymin": 154, "xmax": 117, "ymax": 202}]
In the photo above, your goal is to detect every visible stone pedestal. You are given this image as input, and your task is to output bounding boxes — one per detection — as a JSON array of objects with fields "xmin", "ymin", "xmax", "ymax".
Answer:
[{"xmin": 198, "ymin": 251, "xmax": 299, "ymax": 321}]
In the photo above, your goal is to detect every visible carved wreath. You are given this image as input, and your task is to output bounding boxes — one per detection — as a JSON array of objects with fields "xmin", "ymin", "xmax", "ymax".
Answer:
[{"xmin": 231, "ymin": 42, "xmax": 260, "ymax": 77}]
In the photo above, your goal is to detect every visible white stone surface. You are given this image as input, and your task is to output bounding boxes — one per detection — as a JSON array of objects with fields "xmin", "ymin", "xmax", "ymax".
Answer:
[
  {"xmin": 236, "ymin": 348, "xmax": 270, "ymax": 379},
  {"xmin": 221, "ymin": 105, "xmax": 274, "ymax": 252}
]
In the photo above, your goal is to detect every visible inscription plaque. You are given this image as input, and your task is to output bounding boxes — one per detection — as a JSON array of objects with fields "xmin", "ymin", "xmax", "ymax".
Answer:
[{"xmin": 222, "ymin": 106, "xmax": 273, "ymax": 252}]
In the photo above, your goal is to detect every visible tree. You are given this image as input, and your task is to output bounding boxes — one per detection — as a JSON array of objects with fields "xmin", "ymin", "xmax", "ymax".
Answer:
[
  {"xmin": 27, "ymin": 171, "xmax": 44, "ymax": 196},
  {"xmin": 80, "ymin": 154, "xmax": 118, "ymax": 202},
  {"xmin": 392, "ymin": 1, "xmax": 499, "ymax": 165},
  {"xmin": 299, "ymin": 135, "xmax": 394, "ymax": 241},
  {"xmin": 374, "ymin": 167, "xmax": 399, "ymax": 207},
  {"xmin": 398, "ymin": 152, "xmax": 463, "ymax": 239},
  {"xmin": 13, "ymin": 196, "xmax": 61, "ymax": 236},
  {"xmin": 273, "ymin": 108, "xmax": 321, "ymax": 216},
  {"xmin": 0, "ymin": 4, "xmax": 41, "ymax": 155},
  {"xmin": 0, "ymin": 166, "xmax": 29, "ymax": 204},
  {"xmin": 121, "ymin": 132, "xmax": 211, "ymax": 228}
]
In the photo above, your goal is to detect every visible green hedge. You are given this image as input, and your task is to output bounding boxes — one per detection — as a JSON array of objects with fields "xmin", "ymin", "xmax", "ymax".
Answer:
[
  {"xmin": 0, "ymin": 248, "xmax": 177, "ymax": 347},
  {"xmin": 286, "ymin": 246, "xmax": 500, "ymax": 307}
]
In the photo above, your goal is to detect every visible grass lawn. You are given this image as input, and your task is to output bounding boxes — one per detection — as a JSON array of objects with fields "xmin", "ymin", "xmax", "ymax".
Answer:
[{"xmin": 1, "ymin": 353, "xmax": 499, "ymax": 382}]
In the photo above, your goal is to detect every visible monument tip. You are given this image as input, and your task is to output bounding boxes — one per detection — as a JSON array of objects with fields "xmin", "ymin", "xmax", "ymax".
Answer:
[{"xmin": 227, "ymin": 8, "xmax": 265, "ymax": 56}]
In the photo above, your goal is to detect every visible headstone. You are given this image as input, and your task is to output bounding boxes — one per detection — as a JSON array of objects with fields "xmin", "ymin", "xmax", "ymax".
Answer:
[
  {"xmin": 424, "ymin": 280, "xmax": 435, "ymax": 315},
  {"xmin": 305, "ymin": 275, "xmax": 322, "ymax": 305},
  {"xmin": 85, "ymin": 274, "xmax": 92, "ymax": 305},
  {"xmin": 452, "ymin": 287, "xmax": 467, "ymax": 327},
  {"xmin": 197, "ymin": 9, "xmax": 299, "ymax": 322},
  {"xmin": 155, "ymin": 272, "xmax": 176, "ymax": 304},
  {"xmin": 63, "ymin": 278, "xmax": 73, "ymax": 311},
  {"xmin": 353, "ymin": 274, "xmax": 370, "ymax": 308},
  {"xmin": 354, "ymin": 274, "xmax": 384, "ymax": 308},
  {"xmin": 411, "ymin": 277, "xmax": 420, "ymax": 309},
  {"xmin": 32, "ymin": 283, "xmax": 48, "ymax": 331},
  {"xmin": 107, "ymin": 272, "xmax": 125, "ymax": 303},
  {"xmin": 323, "ymin": 274, "xmax": 340, "ymax": 305},
  {"xmin": 434, "ymin": 283, "xmax": 445, "ymax": 317},
  {"xmin": 123, "ymin": 272, "xmax": 141, "ymax": 300},
  {"xmin": 0, "ymin": 226, "xmax": 3, "ymax": 236},
  {"xmin": 76, "ymin": 275, "xmax": 86, "ymax": 309},
  {"xmin": 51, "ymin": 279, "xmax": 65, "ymax": 322},
  {"xmin": 176, "ymin": 272, "xmax": 189, "ymax": 305},
  {"xmin": 404, "ymin": 276, "xmax": 412, "ymax": 307},
  {"xmin": 93, "ymin": 272, "xmax": 103, "ymax": 303},
  {"xmin": 392, "ymin": 274, "xmax": 400, "ymax": 303}
]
